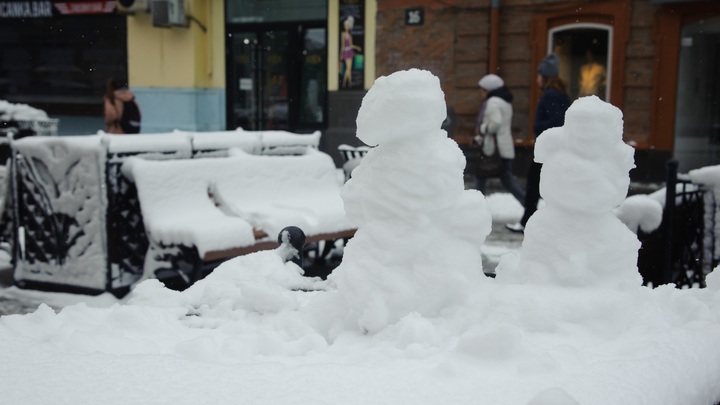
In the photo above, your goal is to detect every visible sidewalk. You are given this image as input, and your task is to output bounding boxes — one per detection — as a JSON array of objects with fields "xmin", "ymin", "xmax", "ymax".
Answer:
[{"xmin": 0, "ymin": 265, "xmax": 44, "ymax": 316}]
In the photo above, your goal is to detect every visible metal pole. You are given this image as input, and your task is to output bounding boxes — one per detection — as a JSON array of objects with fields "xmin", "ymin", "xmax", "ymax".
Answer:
[
  {"xmin": 489, "ymin": 0, "xmax": 500, "ymax": 74},
  {"xmin": 662, "ymin": 159, "xmax": 678, "ymax": 286}
]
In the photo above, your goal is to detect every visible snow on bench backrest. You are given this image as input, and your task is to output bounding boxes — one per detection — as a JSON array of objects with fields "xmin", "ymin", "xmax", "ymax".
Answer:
[
  {"xmin": 123, "ymin": 148, "xmax": 348, "ymax": 257},
  {"xmin": 188, "ymin": 129, "xmax": 262, "ymax": 157},
  {"xmin": 103, "ymin": 129, "xmax": 320, "ymax": 159},
  {"xmin": 181, "ymin": 128, "xmax": 320, "ymax": 157},
  {"xmin": 256, "ymin": 129, "xmax": 321, "ymax": 155},
  {"xmin": 104, "ymin": 131, "xmax": 193, "ymax": 161}
]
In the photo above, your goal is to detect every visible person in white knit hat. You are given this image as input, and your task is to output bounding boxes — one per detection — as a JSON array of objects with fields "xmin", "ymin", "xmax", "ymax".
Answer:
[{"xmin": 473, "ymin": 73, "xmax": 525, "ymax": 206}]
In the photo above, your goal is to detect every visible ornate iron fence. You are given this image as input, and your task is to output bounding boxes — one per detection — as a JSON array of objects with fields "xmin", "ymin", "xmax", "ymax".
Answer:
[{"xmin": 638, "ymin": 160, "xmax": 715, "ymax": 289}]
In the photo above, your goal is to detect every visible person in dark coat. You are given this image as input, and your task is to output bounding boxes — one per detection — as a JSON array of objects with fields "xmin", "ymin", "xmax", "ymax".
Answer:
[
  {"xmin": 506, "ymin": 53, "xmax": 571, "ymax": 233},
  {"xmin": 104, "ymin": 78, "xmax": 141, "ymax": 134}
]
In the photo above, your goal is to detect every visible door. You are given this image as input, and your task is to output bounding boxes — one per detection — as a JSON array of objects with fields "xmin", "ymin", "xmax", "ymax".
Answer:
[{"xmin": 227, "ymin": 25, "xmax": 327, "ymax": 132}]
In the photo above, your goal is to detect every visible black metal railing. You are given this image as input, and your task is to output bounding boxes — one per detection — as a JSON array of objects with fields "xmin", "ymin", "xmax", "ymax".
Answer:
[{"xmin": 638, "ymin": 160, "xmax": 714, "ymax": 289}]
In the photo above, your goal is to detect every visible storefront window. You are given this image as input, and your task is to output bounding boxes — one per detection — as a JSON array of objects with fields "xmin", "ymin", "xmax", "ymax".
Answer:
[
  {"xmin": 549, "ymin": 24, "xmax": 611, "ymax": 101},
  {"xmin": 338, "ymin": 0, "xmax": 364, "ymax": 90},
  {"xmin": 300, "ymin": 27, "xmax": 326, "ymax": 125},
  {"xmin": 673, "ymin": 17, "xmax": 720, "ymax": 171},
  {"xmin": 227, "ymin": 0, "xmax": 327, "ymax": 24},
  {"xmin": 0, "ymin": 12, "xmax": 127, "ymax": 114}
]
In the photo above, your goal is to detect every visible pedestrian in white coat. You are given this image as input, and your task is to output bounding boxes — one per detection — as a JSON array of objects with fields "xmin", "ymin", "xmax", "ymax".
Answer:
[{"xmin": 474, "ymin": 74, "xmax": 525, "ymax": 205}]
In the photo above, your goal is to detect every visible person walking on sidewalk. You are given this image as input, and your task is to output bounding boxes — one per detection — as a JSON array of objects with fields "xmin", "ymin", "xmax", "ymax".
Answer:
[
  {"xmin": 474, "ymin": 74, "xmax": 525, "ymax": 206},
  {"xmin": 506, "ymin": 53, "xmax": 571, "ymax": 233}
]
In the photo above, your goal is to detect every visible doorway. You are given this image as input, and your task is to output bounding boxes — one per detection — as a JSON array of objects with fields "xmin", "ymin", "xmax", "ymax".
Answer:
[
  {"xmin": 673, "ymin": 17, "xmax": 720, "ymax": 172},
  {"xmin": 227, "ymin": 25, "xmax": 327, "ymax": 132},
  {"xmin": 549, "ymin": 24, "xmax": 611, "ymax": 102}
]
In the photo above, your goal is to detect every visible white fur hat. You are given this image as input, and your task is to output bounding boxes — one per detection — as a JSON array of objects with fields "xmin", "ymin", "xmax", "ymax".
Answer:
[{"xmin": 478, "ymin": 74, "xmax": 504, "ymax": 91}]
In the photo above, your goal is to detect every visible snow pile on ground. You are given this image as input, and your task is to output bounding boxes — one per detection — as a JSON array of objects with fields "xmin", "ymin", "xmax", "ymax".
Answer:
[
  {"xmin": 0, "ymin": 99, "xmax": 49, "ymax": 121},
  {"xmin": 1, "ymin": 71, "xmax": 720, "ymax": 405}
]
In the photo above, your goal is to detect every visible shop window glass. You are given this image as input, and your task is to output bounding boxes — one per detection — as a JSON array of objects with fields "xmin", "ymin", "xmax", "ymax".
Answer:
[
  {"xmin": 0, "ymin": 15, "xmax": 127, "ymax": 114},
  {"xmin": 299, "ymin": 27, "xmax": 326, "ymax": 125},
  {"xmin": 227, "ymin": 0, "xmax": 327, "ymax": 24},
  {"xmin": 549, "ymin": 24, "xmax": 611, "ymax": 101},
  {"xmin": 673, "ymin": 17, "xmax": 720, "ymax": 171}
]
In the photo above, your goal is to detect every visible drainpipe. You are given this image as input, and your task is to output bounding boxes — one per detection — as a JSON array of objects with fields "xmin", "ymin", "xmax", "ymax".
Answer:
[{"xmin": 489, "ymin": 0, "xmax": 500, "ymax": 74}]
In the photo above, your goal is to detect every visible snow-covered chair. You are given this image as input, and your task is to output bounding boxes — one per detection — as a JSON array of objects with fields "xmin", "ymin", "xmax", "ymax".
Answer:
[
  {"xmin": 11, "ymin": 135, "xmax": 110, "ymax": 295},
  {"xmin": 337, "ymin": 144, "xmax": 371, "ymax": 181}
]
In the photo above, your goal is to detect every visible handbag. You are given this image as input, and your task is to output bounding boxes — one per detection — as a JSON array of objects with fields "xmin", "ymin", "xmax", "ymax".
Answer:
[{"xmin": 474, "ymin": 133, "xmax": 503, "ymax": 178}]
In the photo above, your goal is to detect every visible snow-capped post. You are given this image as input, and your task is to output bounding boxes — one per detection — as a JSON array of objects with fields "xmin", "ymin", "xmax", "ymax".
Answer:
[
  {"xmin": 277, "ymin": 226, "xmax": 306, "ymax": 267},
  {"xmin": 662, "ymin": 159, "xmax": 679, "ymax": 286}
]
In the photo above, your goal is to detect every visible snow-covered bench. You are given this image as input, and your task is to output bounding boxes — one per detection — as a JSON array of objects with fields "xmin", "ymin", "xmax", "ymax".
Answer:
[
  {"xmin": 122, "ymin": 147, "xmax": 353, "ymax": 288},
  {"xmin": 10, "ymin": 129, "xmax": 343, "ymax": 296},
  {"xmin": 103, "ymin": 129, "xmax": 327, "ymax": 289}
]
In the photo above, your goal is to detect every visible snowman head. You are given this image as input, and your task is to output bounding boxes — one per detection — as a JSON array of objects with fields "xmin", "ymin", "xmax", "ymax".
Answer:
[{"xmin": 356, "ymin": 69, "xmax": 447, "ymax": 147}]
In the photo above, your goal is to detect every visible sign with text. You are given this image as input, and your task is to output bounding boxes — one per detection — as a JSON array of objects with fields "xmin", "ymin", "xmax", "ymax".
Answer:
[
  {"xmin": 0, "ymin": 1, "xmax": 117, "ymax": 18},
  {"xmin": 0, "ymin": 1, "xmax": 52, "ymax": 18},
  {"xmin": 54, "ymin": 1, "xmax": 115, "ymax": 15},
  {"xmin": 405, "ymin": 8, "xmax": 424, "ymax": 26}
]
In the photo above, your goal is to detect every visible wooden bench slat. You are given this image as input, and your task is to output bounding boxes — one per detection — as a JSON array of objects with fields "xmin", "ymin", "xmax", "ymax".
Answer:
[{"xmin": 203, "ymin": 228, "xmax": 356, "ymax": 262}]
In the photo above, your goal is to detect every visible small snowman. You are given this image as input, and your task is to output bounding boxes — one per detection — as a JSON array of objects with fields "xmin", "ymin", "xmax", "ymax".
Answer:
[
  {"xmin": 497, "ymin": 96, "xmax": 642, "ymax": 290},
  {"xmin": 328, "ymin": 69, "xmax": 493, "ymax": 333}
]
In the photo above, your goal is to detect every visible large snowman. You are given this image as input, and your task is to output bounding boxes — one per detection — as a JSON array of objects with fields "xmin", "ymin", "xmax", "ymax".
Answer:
[
  {"xmin": 327, "ymin": 69, "xmax": 493, "ymax": 334},
  {"xmin": 497, "ymin": 96, "xmax": 642, "ymax": 290}
]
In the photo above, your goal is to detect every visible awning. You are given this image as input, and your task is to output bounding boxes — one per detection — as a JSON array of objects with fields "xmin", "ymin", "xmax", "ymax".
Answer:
[
  {"xmin": 54, "ymin": 1, "xmax": 115, "ymax": 15},
  {"xmin": 0, "ymin": 0, "xmax": 116, "ymax": 18},
  {"xmin": 650, "ymin": 0, "xmax": 706, "ymax": 3}
]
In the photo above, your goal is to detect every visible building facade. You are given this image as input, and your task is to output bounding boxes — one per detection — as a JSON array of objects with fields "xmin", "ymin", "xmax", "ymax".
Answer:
[
  {"xmin": 373, "ymin": 0, "xmax": 720, "ymax": 179},
  {"xmin": 1, "ymin": 0, "xmax": 718, "ymax": 179},
  {"xmin": 0, "ymin": 0, "xmax": 127, "ymax": 134}
]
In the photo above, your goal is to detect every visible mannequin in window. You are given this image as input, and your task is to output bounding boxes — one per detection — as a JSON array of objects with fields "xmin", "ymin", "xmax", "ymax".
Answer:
[
  {"xmin": 340, "ymin": 16, "xmax": 362, "ymax": 89},
  {"xmin": 578, "ymin": 49, "xmax": 607, "ymax": 99}
]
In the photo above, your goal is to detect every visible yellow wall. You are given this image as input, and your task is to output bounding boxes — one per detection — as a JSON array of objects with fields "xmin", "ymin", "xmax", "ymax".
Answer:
[
  {"xmin": 364, "ymin": 0, "xmax": 376, "ymax": 90},
  {"xmin": 128, "ymin": 0, "xmax": 375, "ymax": 92},
  {"xmin": 127, "ymin": 0, "xmax": 225, "ymax": 89},
  {"xmin": 328, "ymin": 0, "xmax": 339, "ymax": 90},
  {"xmin": 328, "ymin": 0, "xmax": 376, "ymax": 91}
]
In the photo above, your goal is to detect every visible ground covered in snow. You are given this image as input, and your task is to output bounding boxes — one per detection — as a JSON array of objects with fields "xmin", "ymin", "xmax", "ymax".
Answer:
[{"xmin": 1, "ymin": 70, "xmax": 720, "ymax": 405}]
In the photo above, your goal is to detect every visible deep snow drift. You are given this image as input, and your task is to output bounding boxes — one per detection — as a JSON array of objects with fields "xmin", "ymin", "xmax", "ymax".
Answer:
[{"xmin": 1, "ymin": 70, "xmax": 720, "ymax": 405}]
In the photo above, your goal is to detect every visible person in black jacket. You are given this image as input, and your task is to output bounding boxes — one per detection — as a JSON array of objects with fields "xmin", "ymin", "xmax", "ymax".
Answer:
[{"xmin": 506, "ymin": 53, "xmax": 571, "ymax": 233}]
